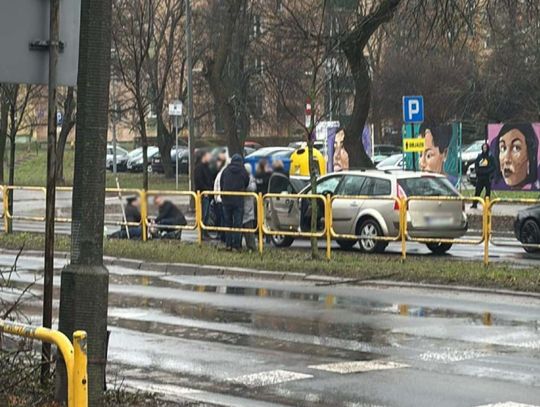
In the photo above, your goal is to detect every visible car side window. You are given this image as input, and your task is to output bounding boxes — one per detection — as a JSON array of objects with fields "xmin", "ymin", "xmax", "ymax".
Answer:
[
  {"xmin": 373, "ymin": 178, "xmax": 391, "ymax": 195},
  {"xmin": 338, "ymin": 176, "xmax": 366, "ymax": 196},
  {"xmin": 316, "ymin": 176, "xmax": 342, "ymax": 195}
]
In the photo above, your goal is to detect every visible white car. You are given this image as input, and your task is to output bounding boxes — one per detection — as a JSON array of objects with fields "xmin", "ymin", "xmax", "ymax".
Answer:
[
  {"xmin": 106, "ymin": 145, "xmax": 128, "ymax": 170},
  {"xmin": 376, "ymin": 154, "xmax": 404, "ymax": 171},
  {"xmin": 461, "ymin": 140, "xmax": 484, "ymax": 171}
]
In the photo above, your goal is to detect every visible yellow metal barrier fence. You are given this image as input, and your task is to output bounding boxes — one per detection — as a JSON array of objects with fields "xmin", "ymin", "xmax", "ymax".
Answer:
[
  {"xmin": 0, "ymin": 320, "xmax": 87, "ymax": 407},
  {"xmin": 200, "ymin": 191, "xmax": 261, "ymax": 252},
  {"xmin": 328, "ymin": 195, "xmax": 404, "ymax": 260}
]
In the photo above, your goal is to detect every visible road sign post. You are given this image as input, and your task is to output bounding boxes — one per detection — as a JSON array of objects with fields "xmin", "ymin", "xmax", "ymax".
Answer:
[
  {"xmin": 402, "ymin": 96, "xmax": 425, "ymax": 171},
  {"xmin": 169, "ymin": 101, "xmax": 183, "ymax": 190}
]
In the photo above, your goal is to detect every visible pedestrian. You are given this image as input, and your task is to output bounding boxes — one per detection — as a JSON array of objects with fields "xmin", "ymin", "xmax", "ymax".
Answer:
[
  {"xmin": 109, "ymin": 196, "xmax": 142, "ymax": 239},
  {"xmin": 221, "ymin": 154, "xmax": 250, "ymax": 251},
  {"xmin": 153, "ymin": 195, "xmax": 187, "ymax": 237},
  {"xmin": 213, "ymin": 156, "xmax": 229, "ymax": 242},
  {"xmin": 255, "ymin": 158, "xmax": 272, "ymax": 195},
  {"xmin": 471, "ymin": 142, "xmax": 496, "ymax": 209},
  {"xmin": 194, "ymin": 150, "xmax": 215, "ymax": 234},
  {"xmin": 243, "ymin": 163, "xmax": 257, "ymax": 251}
]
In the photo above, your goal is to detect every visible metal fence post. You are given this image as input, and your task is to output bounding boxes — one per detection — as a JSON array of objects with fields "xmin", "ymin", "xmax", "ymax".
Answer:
[
  {"xmin": 196, "ymin": 191, "xmax": 202, "ymax": 246},
  {"xmin": 73, "ymin": 331, "xmax": 88, "ymax": 407},
  {"xmin": 140, "ymin": 189, "xmax": 148, "ymax": 242},
  {"xmin": 401, "ymin": 198, "xmax": 407, "ymax": 261},
  {"xmin": 2, "ymin": 186, "xmax": 9, "ymax": 233},
  {"xmin": 258, "ymin": 193, "xmax": 264, "ymax": 255},
  {"xmin": 483, "ymin": 197, "xmax": 490, "ymax": 267},
  {"xmin": 326, "ymin": 194, "xmax": 332, "ymax": 260}
]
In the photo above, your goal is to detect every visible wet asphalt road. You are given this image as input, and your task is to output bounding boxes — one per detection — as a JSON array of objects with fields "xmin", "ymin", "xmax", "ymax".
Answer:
[{"xmin": 2, "ymin": 253, "xmax": 540, "ymax": 406}]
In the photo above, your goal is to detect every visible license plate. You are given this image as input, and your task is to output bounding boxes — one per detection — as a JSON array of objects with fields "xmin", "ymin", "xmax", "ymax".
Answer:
[{"xmin": 425, "ymin": 216, "xmax": 454, "ymax": 227}]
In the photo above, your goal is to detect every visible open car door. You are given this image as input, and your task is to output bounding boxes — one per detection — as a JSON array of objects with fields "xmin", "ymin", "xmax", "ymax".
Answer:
[{"xmin": 265, "ymin": 173, "xmax": 301, "ymax": 232}]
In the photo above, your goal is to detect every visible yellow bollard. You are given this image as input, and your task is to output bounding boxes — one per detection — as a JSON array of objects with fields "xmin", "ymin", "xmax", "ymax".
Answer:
[
  {"xmin": 73, "ymin": 331, "xmax": 88, "ymax": 407},
  {"xmin": 3, "ymin": 186, "xmax": 10, "ymax": 233},
  {"xmin": 140, "ymin": 190, "xmax": 148, "ymax": 242},
  {"xmin": 483, "ymin": 197, "xmax": 490, "ymax": 267},
  {"xmin": 401, "ymin": 198, "xmax": 407, "ymax": 261},
  {"xmin": 196, "ymin": 191, "xmax": 202, "ymax": 246},
  {"xmin": 258, "ymin": 193, "xmax": 264, "ymax": 255},
  {"xmin": 326, "ymin": 195, "xmax": 332, "ymax": 260}
]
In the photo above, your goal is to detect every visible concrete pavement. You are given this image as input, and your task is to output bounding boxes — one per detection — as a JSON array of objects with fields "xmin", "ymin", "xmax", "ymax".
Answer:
[{"xmin": 1, "ymin": 253, "xmax": 540, "ymax": 406}]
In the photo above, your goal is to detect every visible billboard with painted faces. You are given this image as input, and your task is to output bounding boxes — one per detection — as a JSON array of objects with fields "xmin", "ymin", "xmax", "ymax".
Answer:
[
  {"xmin": 404, "ymin": 123, "xmax": 462, "ymax": 187},
  {"xmin": 487, "ymin": 123, "xmax": 540, "ymax": 191}
]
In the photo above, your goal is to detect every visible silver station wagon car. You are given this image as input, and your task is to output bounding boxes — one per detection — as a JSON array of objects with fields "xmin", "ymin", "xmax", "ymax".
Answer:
[{"xmin": 265, "ymin": 170, "xmax": 468, "ymax": 254}]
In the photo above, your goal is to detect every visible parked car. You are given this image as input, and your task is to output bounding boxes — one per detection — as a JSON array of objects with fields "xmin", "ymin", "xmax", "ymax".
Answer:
[
  {"xmin": 211, "ymin": 146, "xmax": 256, "ymax": 161},
  {"xmin": 106, "ymin": 145, "xmax": 129, "ymax": 171},
  {"xmin": 151, "ymin": 147, "xmax": 188, "ymax": 174},
  {"xmin": 127, "ymin": 146, "xmax": 160, "ymax": 173},
  {"xmin": 376, "ymin": 154, "xmax": 404, "ymax": 171},
  {"xmin": 372, "ymin": 145, "xmax": 402, "ymax": 165},
  {"xmin": 265, "ymin": 170, "xmax": 468, "ymax": 254},
  {"xmin": 244, "ymin": 140, "xmax": 263, "ymax": 150},
  {"xmin": 514, "ymin": 205, "xmax": 540, "ymax": 253},
  {"xmin": 466, "ymin": 162, "xmax": 477, "ymax": 186},
  {"xmin": 461, "ymin": 140, "xmax": 484, "ymax": 172},
  {"xmin": 244, "ymin": 147, "xmax": 295, "ymax": 174}
]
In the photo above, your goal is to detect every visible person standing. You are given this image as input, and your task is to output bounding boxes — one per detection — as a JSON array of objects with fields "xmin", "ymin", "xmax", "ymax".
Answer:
[
  {"xmin": 194, "ymin": 151, "xmax": 215, "ymax": 234},
  {"xmin": 471, "ymin": 143, "xmax": 496, "ymax": 209},
  {"xmin": 255, "ymin": 158, "xmax": 272, "ymax": 195},
  {"xmin": 243, "ymin": 163, "xmax": 257, "ymax": 251},
  {"xmin": 221, "ymin": 154, "xmax": 250, "ymax": 251},
  {"xmin": 213, "ymin": 155, "xmax": 229, "ymax": 242}
]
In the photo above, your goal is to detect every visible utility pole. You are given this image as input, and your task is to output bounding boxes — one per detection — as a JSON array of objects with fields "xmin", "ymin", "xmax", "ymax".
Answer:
[
  {"xmin": 186, "ymin": 0, "xmax": 195, "ymax": 191},
  {"xmin": 41, "ymin": 0, "xmax": 60, "ymax": 383}
]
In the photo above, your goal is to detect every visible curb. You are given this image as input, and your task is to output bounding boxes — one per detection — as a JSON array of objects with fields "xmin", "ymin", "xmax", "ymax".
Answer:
[{"xmin": 1, "ymin": 248, "xmax": 539, "ymax": 299}]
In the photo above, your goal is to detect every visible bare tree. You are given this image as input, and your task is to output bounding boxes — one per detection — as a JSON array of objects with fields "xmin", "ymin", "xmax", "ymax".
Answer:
[{"xmin": 56, "ymin": 87, "xmax": 77, "ymax": 185}]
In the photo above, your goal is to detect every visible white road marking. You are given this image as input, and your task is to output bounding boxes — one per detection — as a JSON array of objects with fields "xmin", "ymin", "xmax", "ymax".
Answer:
[
  {"xmin": 228, "ymin": 369, "xmax": 313, "ymax": 387},
  {"xmin": 474, "ymin": 403, "xmax": 539, "ymax": 407},
  {"xmin": 308, "ymin": 360, "xmax": 409, "ymax": 374},
  {"xmin": 419, "ymin": 350, "xmax": 486, "ymax": 363}
]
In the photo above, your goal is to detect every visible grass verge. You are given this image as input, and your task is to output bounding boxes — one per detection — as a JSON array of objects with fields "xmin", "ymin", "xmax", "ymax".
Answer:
[{"xmin": 0, "ymin": 232, "xmax": 539, "ymax": 293}]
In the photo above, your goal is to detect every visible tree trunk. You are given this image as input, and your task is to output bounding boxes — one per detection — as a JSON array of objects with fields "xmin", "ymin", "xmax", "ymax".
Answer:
[
  {"xmin": 0, "ymin": 97, "xmax": 8, "ymax": 184},
  {"xmin": 56, "ymin": 87, "xmax": 76, "ymax": 185},
  {"xmin": 56, "ymin": 0, "xmax": 112, "ymax": 404},
  {"xmin": 157, "ymin": 114, "xmax": 174, "ymax": 178},
  {"xmin": 137, "ymin": 107, "xmax": 149, "ymax": 191},
  {"xmin": 342, "ymin": 52, "xmax": 373, "ymax": 168}
]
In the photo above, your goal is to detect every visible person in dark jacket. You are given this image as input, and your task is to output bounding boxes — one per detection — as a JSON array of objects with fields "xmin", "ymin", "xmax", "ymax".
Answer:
[
  {"xmin": 221, "ymin": 154, "xmax": 250, "ymax": 250},
  {"xmin": 109, "ymin": 196, "xmax": 142, "ymax": 239},
  {"xmin": 471, "ymin": 143, "xmax": 496, "ymax": 209},
  {"xmin": 194, "ymin": 151, "xmax": 215, "ymax": 231},
  {"xmin": 255, "ymin": 158, "xmax": 272, "ymax": 195},
  {"xmin": 153, "ymin": 195, "xmax": 187, "ymax": 234}
]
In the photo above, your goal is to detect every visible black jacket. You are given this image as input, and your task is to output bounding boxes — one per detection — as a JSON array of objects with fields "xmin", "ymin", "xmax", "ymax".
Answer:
[
  {"xmin": 194, "ymin": 162, "xmax": 214, "ymax": 192},
  {"xmin": 474, "ymin": 152, "xmax": 496, "ymax": 179},
  {"xmin": 156, "ymin": 200, "xmax": 187, "ymax": 225},
  {"xmin": 125, "ymin": 204, "xmax": 141, "ymax": 224},
  {"xmin": 221, "ymin": 157, "xmax": 249, "ymax": 207},
  {"xmin": 255, "ymin": 170, "xmax": 271, "ymax": 195}
]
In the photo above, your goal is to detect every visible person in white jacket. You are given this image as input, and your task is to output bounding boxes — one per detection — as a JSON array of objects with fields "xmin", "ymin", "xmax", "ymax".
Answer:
[
  {"xmin": 243, "ymin": 163, "xmax": 257, "ymax": 251},
  {"xmin": 213, "ymin": 157, "xmax": 229, "ymax": 242}
]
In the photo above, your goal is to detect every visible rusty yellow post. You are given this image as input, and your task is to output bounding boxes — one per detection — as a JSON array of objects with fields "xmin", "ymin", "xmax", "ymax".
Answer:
[
  {"xmin": 140, "ymin": 189, "xmax": 148, "ymax": 242},
  {"xmin": 483, "ymin": 197, "xmax": 490, "ymax": 267},
  {"xmin": 2, "ymin": 186, "xmax": 9, "ymax": 233},
  {"xmin": 257, "ymin": 193, "xmax": 264, "ymax": 255},
  {"xmin": 196, "ymin": 191, "xmax": 202, "ymax": 246},
  {"xmin": 401, "ymin": 198, "xmax": 407, "ymax": 261},
  {"xmin": 73, "ymin": 331, "xmax": 88, "ymax": 407},
  {"xmin": 326, "ymin": 195, "xmax": 332, "ymax": 260}
]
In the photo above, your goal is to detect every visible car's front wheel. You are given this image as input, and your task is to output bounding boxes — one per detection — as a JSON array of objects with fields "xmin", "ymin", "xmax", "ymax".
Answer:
[
  {"xmin": 357, "ymin": 219, "xmax": 387, "ymax": 254},
  {"xmin": 426, "ymin": 242, "xmax": 453, "ymax": 255},
  {"xmin": 271, "ymin": 235, "xmax": 294, "ymax": 248},
  {"xmin": 520, "ymin": 219, "xmax": 540, "ymax": 253}
]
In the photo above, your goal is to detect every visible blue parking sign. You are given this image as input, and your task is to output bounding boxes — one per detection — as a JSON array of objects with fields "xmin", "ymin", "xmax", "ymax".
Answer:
[{"xmin": 402, "ymin": 96, "xmax": 424, "ymax": 124}]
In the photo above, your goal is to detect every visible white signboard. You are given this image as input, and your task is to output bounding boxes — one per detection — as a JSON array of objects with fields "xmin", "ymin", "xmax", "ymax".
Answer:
[
  {"xmin": 169, "ymin": 101, "xmax": 183, "ymax": 117},
  {"xmin": 0, "ymin": 0, "xmax": 81, "ymax": 86}
]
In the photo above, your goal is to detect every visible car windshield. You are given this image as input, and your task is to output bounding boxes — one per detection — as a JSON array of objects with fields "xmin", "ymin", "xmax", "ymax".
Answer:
[
  {"xmin": 398, "ymin": 176, "xmax": 458, "ymax": 197},
  {"xmin": 464, "ymin": 142, "xmax": 483, "ymax": 153}
]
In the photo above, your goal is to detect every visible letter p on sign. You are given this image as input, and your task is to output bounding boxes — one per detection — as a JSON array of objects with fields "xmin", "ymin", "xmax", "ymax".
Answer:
[{"xmin": 402, "ymin": 96, "xmax": 424, "ymax": 124}]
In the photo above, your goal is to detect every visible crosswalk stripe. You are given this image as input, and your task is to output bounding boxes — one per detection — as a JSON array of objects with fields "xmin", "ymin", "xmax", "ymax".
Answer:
[
  {"xmin": 228, "ymin": 369, "xmax": 313, "ymax": 387},
  {"xmin": 308, "ymin": 360, "xmax": 408, "ymax": 374},
  {"xmin": 474, "ymin": 403, "xmax": 539, "ymax": 407}
]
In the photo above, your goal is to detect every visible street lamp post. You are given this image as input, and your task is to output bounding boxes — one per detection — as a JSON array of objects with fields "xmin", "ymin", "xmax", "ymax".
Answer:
[{"xmin": 169, "ymin": 100, "xmax": 183, "ymax": 190}]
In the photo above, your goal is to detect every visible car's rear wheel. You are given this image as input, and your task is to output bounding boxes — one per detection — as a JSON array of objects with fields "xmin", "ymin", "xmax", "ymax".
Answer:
[
  {"xmin": 426, "ymin": 242, "xmax": 452, "ymax": 255},
  {"xmin": 520, "ymin": 219, "xmax": 540, "ymax": 253},
  {"xmin": 357, "ymin": 219, "xmax": 387, "ymax": 254},
  {"xmin": 337, "ymin": 239, "xmax": 356, "ymax": 250},
  {"xmin": 271, "ymin": 235, "xmax": 294, "ymax": 248}
]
